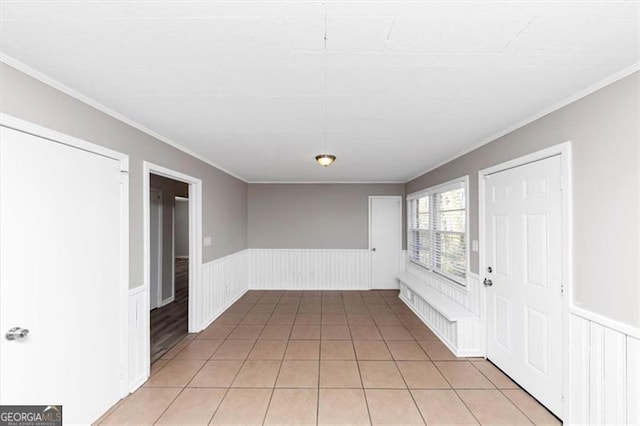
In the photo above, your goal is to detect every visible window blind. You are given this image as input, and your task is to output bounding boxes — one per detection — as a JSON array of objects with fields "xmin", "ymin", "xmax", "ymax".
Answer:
[{"xmin": 407, "ymin": 178, "xmax": 468, "ymax": 285}]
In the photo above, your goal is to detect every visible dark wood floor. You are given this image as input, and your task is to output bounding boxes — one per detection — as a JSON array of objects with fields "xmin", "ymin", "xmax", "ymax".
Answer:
[{"xmin": 150, "ymin": 258, "xmax": 189, "ymax": 362}]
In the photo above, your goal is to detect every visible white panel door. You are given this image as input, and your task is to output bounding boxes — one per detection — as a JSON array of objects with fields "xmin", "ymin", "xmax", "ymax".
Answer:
[
  {"xmin": 484, "ymin": 155, "xmax": 563, "ymax": 417},
  {"xmin": 149, "ymin": 189, "xmax": 162, "ymax": 310},
  {"xmin": 370, "ymin": 196, "xmax": 402, "ymax": 289},
  {"xmin": 0, "ymin": 126, "xmax": 125, "ymax": 424}
]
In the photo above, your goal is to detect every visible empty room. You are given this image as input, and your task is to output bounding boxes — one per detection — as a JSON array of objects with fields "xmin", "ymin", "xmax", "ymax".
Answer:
[{"xmin": 0, "ymin": 1, "xmax": 638, "ymax": 425}]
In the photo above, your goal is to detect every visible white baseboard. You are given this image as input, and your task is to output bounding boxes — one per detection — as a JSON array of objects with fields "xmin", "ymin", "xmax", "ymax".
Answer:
[{"xmin": 159, "ymin": 295, "xmax": 174, "ymax": 307}]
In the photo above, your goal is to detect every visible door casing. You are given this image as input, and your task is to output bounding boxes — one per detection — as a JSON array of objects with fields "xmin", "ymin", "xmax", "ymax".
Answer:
[
  {"xmin": 478, "ymin": 142, "xmax": 572, "ymax": 421},
  {"xmin": 149, "ymin": 188, "xmax": 163, "ymax": 309},
  {"xmin": 142, "ymin": 162, "xmax": 203, "ymax": 385}
]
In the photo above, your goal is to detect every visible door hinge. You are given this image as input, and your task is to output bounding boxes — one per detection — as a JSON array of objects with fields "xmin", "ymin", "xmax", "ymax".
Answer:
[{"xmin": 561, "ymin": 283, "xmax": 564, "ymax": 295}]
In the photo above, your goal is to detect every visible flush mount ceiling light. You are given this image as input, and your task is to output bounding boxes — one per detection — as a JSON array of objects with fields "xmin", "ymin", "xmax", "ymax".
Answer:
[{"xmin": 315, "ymin": 154, "xmax": 336, "ymax": 167}]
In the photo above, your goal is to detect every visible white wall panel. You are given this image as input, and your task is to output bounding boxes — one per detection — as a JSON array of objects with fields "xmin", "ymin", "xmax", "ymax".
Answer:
[
  {"xmin": 405, "ymin": 262, "xmax": 481, "ymax": 315},
  {"xmin": 569, "ymin": 312, "xmax": 638, "ymax": 425},
  {"xmin": 569, "ymin": 315, "xmax": 590, "ymax": 424},
  {"xmin": 602, "ymin": 327, "xmax": 626, "ymax": 424},
  {"xmin": 249, "ymin": 249, "xmax": 371, "ymax": 290},
  {"xmin": 127, "ymin": 286, "xmax": 147, "ymax": 392},
  {"xmin": 200, "ymin": 250, "xmax": 248, "ymax": 330},
  {"xmin": 626, "ymin": 336, "xmax": 640, "ymax": 425},
  {"xmin": 398, "ymin": 272, "xmax": 482, "ymax": 357}
]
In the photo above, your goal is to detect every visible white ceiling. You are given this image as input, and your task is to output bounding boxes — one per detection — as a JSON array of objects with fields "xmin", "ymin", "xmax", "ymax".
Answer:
[{"xmin": 1, "ymin": 1, "xmax": 638, "ymax": 182}]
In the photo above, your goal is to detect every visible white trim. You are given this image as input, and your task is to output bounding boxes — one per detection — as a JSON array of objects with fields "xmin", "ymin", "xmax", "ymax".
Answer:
[
  {"xmin": 368, "ymin": 195, "xmax": 403, "ymax": 290},
  {"xmin": 1, "ymin": 113, "xmax": 131, "ymax": 399},
  {"xmin": 171, "ymin": 201, "xmax": 176, "ymax": 303},
  {"xmin": 0, "ymin": 113, "xmax": 128, "ymax": 167},
  {"xmin": 149, "ymin": 188, "xmax": 163, "ymax": 310},
  {"xmin": 478, "ymin": 141, "xmax": 572, "ymax": 422},
  {"xmin": 129, "ymin": 286, "xmax": 145, "ymax": 296},
  {"xmin": 159, "ymin": 295, "xmax": 175, "ymax": 307},
  {"xmin": 406, "ymin": 62, "xmax": 640, "ymax": 183},
  {"xmin": 406, "ymin": 176, "xmax": 467, "ymax": 200},
  {"xmin": 3, "ymin": 55, "xmax": 636, "ymax": 186},
  {"xmin": 247, "ymin": 248, "xmax": 367, "ymax": 252},
  {"xmin": 406, "ymin": 175, "xmax": 470, "ymax": 288},
  {"xmin": 0, "ymin": 54, "xmax": 247, "ymax": 183},
  {"xmin": 407, "ymin": 263, "xmax": 473, "ymax": 296},
  {"xmin": 143, "ymin": 161, "xmax": 203, "ymax": 383},
  {"xmin": 571, "ymin": 306, "xmax": 640, "ymax": 339}
]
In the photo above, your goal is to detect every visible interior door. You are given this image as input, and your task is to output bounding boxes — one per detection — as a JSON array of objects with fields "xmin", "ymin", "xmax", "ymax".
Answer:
[
  {"xmin": 370, "ymin": 196, "xmax": 402, "ymax": 289},
  {"xmin": 484, "ymin": 155, "xmax": 563, "ymax": 417},
  {"xmin": 0, "ymin": 125, "xmax": 125, "ymax": 424},
  {"xmin": 149, "ymin": 189, "xmax": 162, "ymax": 309}
]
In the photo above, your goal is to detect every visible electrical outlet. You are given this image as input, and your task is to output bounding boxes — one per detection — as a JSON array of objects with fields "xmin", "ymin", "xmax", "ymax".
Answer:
[
  {"xmin": 203, "ymin": 236, "xmax": 212, "ymax": 246},
  {"xmin": 472, "ymin": 240, "xmax": 479, "ymax": 252}
]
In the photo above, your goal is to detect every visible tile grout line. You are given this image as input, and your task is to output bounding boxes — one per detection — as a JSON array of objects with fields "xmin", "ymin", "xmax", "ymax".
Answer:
[
  {"xmin": 262, "ymin": 294, "xmax": 301, "ymax": 425},
  {"xmin": 431, "ymin": 359, "xmax": 484, "ymax": 426},
  {"xmin": 204, "ymin": 294, "xmax": 267, "ymax": 425},
  {"xmin": 151, "ymin": 297, "xmax": 257, "ymax": 426},
  {"xmin": 467, "ymin": 354, "xmax": 540, "ymax": 424},
  {"xmin": 315, "ymin": 294, "xmax": 323, "ymax": 426},
  {"xmin": 115, "ymin": 291, "xmax": 555, "ymax": 426},
  {"xmin": 377, "ymin": 296, "xmax": 429, "ymax": 426}
]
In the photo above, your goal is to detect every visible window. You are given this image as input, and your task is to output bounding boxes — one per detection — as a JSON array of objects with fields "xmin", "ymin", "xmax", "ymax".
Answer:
[{"xmin": 407, "ymin": 177, "xmax": 468, "ymax": 286}]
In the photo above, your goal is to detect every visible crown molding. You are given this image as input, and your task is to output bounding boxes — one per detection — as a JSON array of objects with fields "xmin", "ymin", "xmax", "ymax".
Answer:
[
  {"xmin": 405, "ymin": 62, "xmax": 640, "ymax": 183},
  {"xmin": 248, "ymin": 180, "xmax": 406, "ymax": 184},
  {"xmin": 3, "ymin": 52, "xmax": 636, "ymax": 186},
  {"xmin": 0, "ymin": 53, "xmax": 248, "ymax": 183}
]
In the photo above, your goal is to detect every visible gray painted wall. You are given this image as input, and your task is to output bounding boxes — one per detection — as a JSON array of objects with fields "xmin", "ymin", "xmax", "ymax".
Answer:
[
  {"xmin": 248, "ymin": 184, "xmax": 406, "ymax": 249},
  {"xmin": 0, "ymin": 62, "xmax": 249, "ymax": 289},
  {"xmin": 150, "ymin": 174, "xmax": 188, "ymax": 300},
  {"xmin": 407, "ymin": 72, "xmax": 639, "ymax": 329}
]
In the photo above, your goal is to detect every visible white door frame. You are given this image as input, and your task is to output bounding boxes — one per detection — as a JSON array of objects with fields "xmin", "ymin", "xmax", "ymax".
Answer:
[
  {"xmin": 0, "ymin": 113, "xmax": 130, "ymax": 398},
  {"xmin": 368, "ymin": 195, "xmax": 403, "ymax": 289},
  {"xmin": 143, "ymin": 162, "xmax": 202, "ymax": 371},
  {"xmin": 149, "ymin": 188, "xmax": 163, "ymax": 309},
  {"xmin": 478, "ymin": 141, "xmax": 572, "ymax": 421}
]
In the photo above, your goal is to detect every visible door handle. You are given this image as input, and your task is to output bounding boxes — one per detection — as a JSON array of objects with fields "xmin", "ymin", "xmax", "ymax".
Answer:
[
  {"xmin": 5, "ymin": 327, "xmax": 29, "ymax": 341},
  {"xmin": 371, "ymin": 248, "xmax": 376, "ymax": 252},
  {"xmin": 483, "ymin": 278, "xmax": 493, "ymax": 287}
]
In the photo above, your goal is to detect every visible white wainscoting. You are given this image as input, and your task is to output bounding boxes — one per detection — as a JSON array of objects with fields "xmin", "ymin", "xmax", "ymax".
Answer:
[
  {"xmin": 127, "ymin": 286, "xmax": 147, "ymax": 392},
  {"xmin": 569, "ymin": 313, "xmax": 640, "ymax": 425},
  {"xmin": 405, "ymin": 261, "xmax": 482, "ymax": 315},
  {"xmin": 399, "ymin": 263, "xmax": 483, "ymax": 357},
  {"xmin": 199, "ymin": 250, "xmax": 249, "ymax": 330},
  {"xmin": 248, "ymin": 249, "xmax": 372, "ymax": 290}
]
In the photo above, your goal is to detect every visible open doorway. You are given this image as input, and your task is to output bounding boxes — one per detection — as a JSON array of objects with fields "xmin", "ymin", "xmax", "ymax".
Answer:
[{"xmin": 148, "ymin": 174, "xmax": 190, "ymax": 361}]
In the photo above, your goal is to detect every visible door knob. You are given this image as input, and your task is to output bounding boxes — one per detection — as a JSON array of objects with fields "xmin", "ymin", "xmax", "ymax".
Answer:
[
  {"xmin": 483, "ymin": 278, "xmax": 493, "ymax": 287},
  {"xmin": 5, "ymin": 327, "xmax": 29, "ymax": 341},
  {"xmin": 372, "ymin": 248, "xmax": 376, "ymax": 252}
]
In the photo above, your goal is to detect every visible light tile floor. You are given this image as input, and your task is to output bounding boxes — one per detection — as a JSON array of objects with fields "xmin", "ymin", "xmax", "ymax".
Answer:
[{"xmin": 97, "ymin": 290, "xmax": 561, "ymax": 425}]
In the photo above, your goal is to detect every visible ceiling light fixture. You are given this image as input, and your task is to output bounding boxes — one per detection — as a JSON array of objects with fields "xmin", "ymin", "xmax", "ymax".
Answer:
[{"xmin": 315, "ymin": 154, "xmax": 336, "ymax": 167}]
